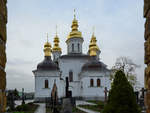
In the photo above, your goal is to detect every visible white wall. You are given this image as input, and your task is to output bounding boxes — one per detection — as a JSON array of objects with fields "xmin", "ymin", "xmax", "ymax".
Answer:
[
  {"xmin": 69, "ymin": 81, "xmax": 81, "ymax": 97},
  {"xmin": 33, "ymin": 54, "xmax": 111, "ymax": 100},
  {"xmin": 59, "ymin": 58, "xmax": 88, "ymax": 81},
  {"xmin": 34, "ymin": 70, "xmax": 65, "ymax": 99},
  {"xmin": 66, "ymin": 38, "xmax": 83, "ymax": 54},
  {"xmin": 59, "ymin": 58, "xmax": 88, "ymax": 97},
  {"xmin": 80, "ymin": 71, "xmax": 111, "ymax": 98}
]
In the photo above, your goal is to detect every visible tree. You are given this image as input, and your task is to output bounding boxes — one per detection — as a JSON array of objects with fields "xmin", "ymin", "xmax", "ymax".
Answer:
[
  {"xmin": 13, "ymin": 88, "xmax": 19, "ymax": 100},
  {"xmin": 111, "ymin": 56, "xmax": 140, "ymax": 86},
  {"xmin": 102, "ymin": 70, "xmax": 141, "ymax": 113}
]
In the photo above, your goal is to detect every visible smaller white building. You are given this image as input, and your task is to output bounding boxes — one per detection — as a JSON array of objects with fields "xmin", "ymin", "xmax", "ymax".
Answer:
[
  {"xmin": 32, "ymin": 41, "xmax": 65, "ymax": 102},
  {"xmin": 80, "ymin": 58, "xmax": 111, "ymax": 100}
]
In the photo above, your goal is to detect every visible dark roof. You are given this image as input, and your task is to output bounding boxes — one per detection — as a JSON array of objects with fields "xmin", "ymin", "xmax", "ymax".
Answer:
[
  {"xmin": 60, "ymin": 53, "xmax": 90, "ymax": 59},
  {"xmin": 82, "ymin": 56, "xmax": 109, "ymax": 71},
  {"xmin": 37, "ymin": 56, "xmax": 59, "ymax": 71}
]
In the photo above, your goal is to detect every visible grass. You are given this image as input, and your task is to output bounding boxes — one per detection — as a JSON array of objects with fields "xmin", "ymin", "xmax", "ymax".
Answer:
[
  {"xmin": 46, "ymin": 106, "xmax": 86, "ymax": 113},
  {"xmin": 13, "ymin": 112, "xmax": 26, "ymax": 113},
  {"xmin": 46, "ymin": 107, "xmax": 52, "ymax": 113},
  {"xmin": 78, "ymin": 100, "xmax": 105, "ymax": 112},
  {"xmin": 8, "ymin": 102, "xmax": 39, "ymax": 113}
]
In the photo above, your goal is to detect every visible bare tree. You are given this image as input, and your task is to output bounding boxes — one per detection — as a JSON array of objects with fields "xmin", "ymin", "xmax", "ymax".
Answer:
[{"xmin": 111, "ymin": 56, "xmax": 140, "ymax": 86}]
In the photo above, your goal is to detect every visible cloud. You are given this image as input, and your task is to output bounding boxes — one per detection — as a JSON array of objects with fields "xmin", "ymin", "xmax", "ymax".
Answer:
[
  {"xmin": 7, "ymin": 58, "xmax": 34, "ymax": 66},
  {"xmin": 6, "ymin": 67, "xmax": 34, "ymax": 92}
]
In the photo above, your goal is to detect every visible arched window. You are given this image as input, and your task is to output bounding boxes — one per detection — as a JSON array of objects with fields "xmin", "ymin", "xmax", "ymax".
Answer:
[
  {"xmin": 72, "ymin": 43, "xmax": 74, "ymax": 52},
  {"xmin": 97, "ymin": 79, "xmax": 101, "ymax": 87},
  {"xmin": 45, "ymin": 80, "xmax": 49, "ymax": 88},
  {"xmin": 78, "ymin": 43, "xmax": 80, "ymax": 52},
  {"xmin": 69, "ymin": 71, "xmax": 73, "ymax": 82},
  {"xmin": 90, "ymin": 79, "xmax": 94, "ymax": 87}
]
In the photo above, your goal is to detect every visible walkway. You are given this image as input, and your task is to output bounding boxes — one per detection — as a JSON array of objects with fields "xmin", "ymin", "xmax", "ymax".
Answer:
[
  {"xmin": 76, "ymin": 100, "xmax": 96, "ymax": 106},
  {"xmin": 76, "ymin": 100, "xmax": 100, "ymax": 113},
  {"xmin": 77, "ymin": 106, "xmax": 100, "ymax": 113},
  {"xmin": 34, "ymin": 103, "xmax": 46, "ymax": 113}
]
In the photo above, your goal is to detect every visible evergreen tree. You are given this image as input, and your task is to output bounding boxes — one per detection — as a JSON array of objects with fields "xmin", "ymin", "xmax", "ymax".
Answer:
[{"xmin": 102, "ymin": 70, "xmax": 140, "ymax": 113}]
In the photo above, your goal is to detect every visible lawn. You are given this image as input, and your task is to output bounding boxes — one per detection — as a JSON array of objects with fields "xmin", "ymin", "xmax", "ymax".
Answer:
[
  {"xmin": 46, "ymin": 106, "xmax": 86, "ymax": 113},
  {"xmin": 46, "ymin": 107, "xmax": 52, "ymax": 113}
]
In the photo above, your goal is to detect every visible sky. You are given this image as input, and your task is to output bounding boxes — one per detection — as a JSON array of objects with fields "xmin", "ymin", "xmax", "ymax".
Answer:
[{"xmin": 6, "ymin": 0, "xmax": 145, "ymax": 92}]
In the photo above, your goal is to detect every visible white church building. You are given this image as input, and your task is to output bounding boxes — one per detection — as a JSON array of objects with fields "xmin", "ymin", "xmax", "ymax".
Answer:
[{"xmin": 33, "ymin": 14, "xmax": 111, "ymax": 102}]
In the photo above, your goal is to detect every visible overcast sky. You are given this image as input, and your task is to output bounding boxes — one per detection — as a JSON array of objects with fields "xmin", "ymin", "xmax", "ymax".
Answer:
[{"xmin": 6, "ymin": 0, "xmax": 145, "ymax": 92}]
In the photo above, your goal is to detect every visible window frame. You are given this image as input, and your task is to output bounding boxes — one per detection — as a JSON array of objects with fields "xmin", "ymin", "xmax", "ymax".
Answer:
[
  {"xmin": 90, "ymin": 79, "xmax": 94, "ymax": 87},
  {"xmin": 72, "ymin": 43, "xmax": 74, "ymax": 52},
  {"xmin": 97, "ymin": 79, "xmax": 101, "ymax": 87},
  {"xmin": 69, "ymin": 71, "xmax": 73, "ymax": 82},
  {"xmin": 45, "ymin": 79, "xmax": 49, "ymax": 88}
]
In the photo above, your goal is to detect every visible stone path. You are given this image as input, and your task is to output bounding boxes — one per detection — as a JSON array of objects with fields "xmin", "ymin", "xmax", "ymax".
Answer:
[
  {"xmin": 34, "ymin": 103, "xmax": 46, "ymax": 113},
  {"xmin": 76, "ymin": 100, "xmax": 100, "ymax": 113},
  {"xmin": 77, "ymin": 106, "xmax": 100, "ymax": 113},
  {"xmin": 76, "ymin": 100, "xmax": 96, "ymax": 106}
]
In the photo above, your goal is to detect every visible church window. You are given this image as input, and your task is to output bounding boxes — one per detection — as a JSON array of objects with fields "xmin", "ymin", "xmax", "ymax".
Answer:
[
  {"xmin": 78, "ymin": 43, "xmax": 80, "ymax": 52},
  {"xmin": 69, "ymin": 71, "xmax": 73, "ymax": 82},
  {"xmin": 72, "ymin": 43, "xmax": 74, "ymax": 52},
  {"xmin": 90, "ymin": 79, "xmax": 94, "ymax": 87},
  {"xmin": 97, "ymin": 79, "xmax": 101, "ymax": 87},
  {"xmin": 45, "ymin": 79, "xmax": 49, "ymax": 88}
]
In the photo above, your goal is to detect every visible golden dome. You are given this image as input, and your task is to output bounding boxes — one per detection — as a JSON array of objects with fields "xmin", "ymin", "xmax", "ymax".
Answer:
[
  {"xmin": 89, "ymin": 34, "xmax": 100, "ymax": 50},
  {"xmin": 44, "ymin": 35, "xmax": 52, "ymax": 56},
  {"xmin": 67, "ymin": 10, "xmax": 82, "ymax": 41},
  {"xmin": 44, "ymin": 42, "xmax": 51, "ymax": 48},
  {"xmin": 89, "ymin": 46, "xmax": 97, "ymax": 56},
  {"xmin": 88, "ymin": 33, "xmax": 100, "ymax": 56},
  {"xmin": 52, "ymin": 34, "xmax": 62, "ymax": 52}
]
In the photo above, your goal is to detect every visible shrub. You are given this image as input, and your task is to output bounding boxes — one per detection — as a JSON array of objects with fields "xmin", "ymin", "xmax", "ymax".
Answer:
[{"xmin": 102, "ymin": 70, "xmax": 141, "ymax": 113}]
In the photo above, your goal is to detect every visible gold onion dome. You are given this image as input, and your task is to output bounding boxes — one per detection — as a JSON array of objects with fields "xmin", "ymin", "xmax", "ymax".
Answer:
[
  {"xmin": 67, "ymin": 10, "xmax": 82, "ymax": 40},
  {"xmin": 44, "ymin": 34, "xmax": 52, "ymax": 56},
  {"xmin": 44, "ymin": 42, "xmax": 51, "ymax": 48},
  {"xmin": 89, "ymin": 33, "xmax": 100, "ymax": 56},
  {"xmin": 89, "ymin": 33, "xmax": 100, "ymax": 50},
  {"xmin": 52, "ymin": 34, "xmax": 61, "ymax": 52},
  {"xmin": 90, "ymin": 47, "xmax": 97, "ymax": 56}
]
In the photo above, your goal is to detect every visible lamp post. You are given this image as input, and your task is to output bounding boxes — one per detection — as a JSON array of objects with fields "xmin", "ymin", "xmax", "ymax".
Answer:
[{"xmin": 22, "ymin": 88, "xmax": 25, "ymax": 105}]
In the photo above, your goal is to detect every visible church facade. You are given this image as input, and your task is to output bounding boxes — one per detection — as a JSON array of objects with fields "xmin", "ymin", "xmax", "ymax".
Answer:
[{"xmin": 33, "ymin": 14, "xmax": 111, "ymax": 102}]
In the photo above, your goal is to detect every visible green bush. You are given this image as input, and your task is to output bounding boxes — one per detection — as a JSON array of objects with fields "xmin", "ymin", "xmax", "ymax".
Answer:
[{"xmin": 102, "ymin": 70, "xmax": 141, "ymax": 113}]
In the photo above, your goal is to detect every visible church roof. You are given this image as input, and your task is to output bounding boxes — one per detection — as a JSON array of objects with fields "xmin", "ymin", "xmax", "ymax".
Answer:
[
  {"xmin": 82, "ymin": 56, "xmax": 109, "ymax": 72},
  {"xmin": 37, "ymin": 56, "xmax": 59, "ymax": 71}
]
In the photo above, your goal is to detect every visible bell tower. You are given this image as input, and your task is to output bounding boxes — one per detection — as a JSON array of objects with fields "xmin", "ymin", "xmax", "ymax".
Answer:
[{"xmin": 66, "ymin": 10, "xmax": 83, "ymax": 54}]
